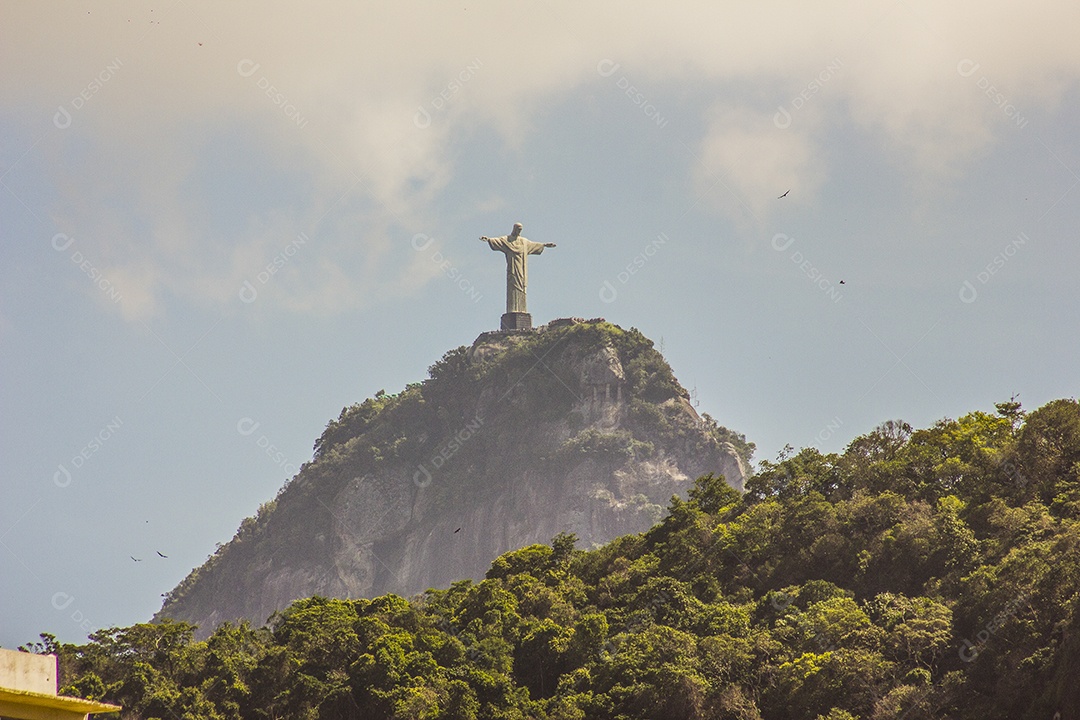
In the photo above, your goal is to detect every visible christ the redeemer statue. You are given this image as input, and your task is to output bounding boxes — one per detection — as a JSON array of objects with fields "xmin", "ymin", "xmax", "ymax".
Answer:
[{"xmin": 480, "ymin": 222, "xmax": 555, "ymax": 330}]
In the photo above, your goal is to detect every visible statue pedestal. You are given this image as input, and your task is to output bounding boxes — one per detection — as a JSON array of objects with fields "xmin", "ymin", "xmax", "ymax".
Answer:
[{"xmin": 500, "ymin": 312, "xmax": 532, "ymax": 331}]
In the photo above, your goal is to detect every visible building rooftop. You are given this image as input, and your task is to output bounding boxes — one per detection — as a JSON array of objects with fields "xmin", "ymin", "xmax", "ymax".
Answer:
[{"xmin": 0, "ymin": 647, "xmax": 120, "ymax": 719}]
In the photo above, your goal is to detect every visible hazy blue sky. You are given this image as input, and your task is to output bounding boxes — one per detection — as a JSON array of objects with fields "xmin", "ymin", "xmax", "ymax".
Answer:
[{"xmin": 2, "ymin": 1, "xmax": 1077, "ymax": 648}]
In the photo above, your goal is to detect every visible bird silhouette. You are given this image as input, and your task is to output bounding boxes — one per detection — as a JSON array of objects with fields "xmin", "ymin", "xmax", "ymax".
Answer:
[
  {"xmin": 778, "ymin": 190, "xmax": 790, "ymax": 199},
  {"xmin": 454, "ymin": 528, "xmax": 461, "ymax": 534},
  {"xmin": 156, "ymin": 551, "xmax": 168, "ymax": 558},
  {"xmin": 839, "ymin": 280, "xmax": 846, "ymax": 285},
  {"xmin": 130, "ymin": 556, "xmax": 142, "ymax": 562}
]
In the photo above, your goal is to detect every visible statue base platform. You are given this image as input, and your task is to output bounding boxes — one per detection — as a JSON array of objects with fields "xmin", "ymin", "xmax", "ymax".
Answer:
[{"xmin": 500, "ymin": 312, "xmax": 532, "ymax": 331}]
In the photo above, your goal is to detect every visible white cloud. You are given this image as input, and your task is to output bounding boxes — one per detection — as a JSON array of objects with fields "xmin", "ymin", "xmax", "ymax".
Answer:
[{"xmin": 3, "ymin": 0, "xmax": 1078, "ymax": 319}]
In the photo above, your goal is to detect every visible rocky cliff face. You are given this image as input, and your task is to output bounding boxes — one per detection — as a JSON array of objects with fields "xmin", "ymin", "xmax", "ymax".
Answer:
[{"xmin": 157, "ymin": 319, "xmax": 751, "ymax": 636}]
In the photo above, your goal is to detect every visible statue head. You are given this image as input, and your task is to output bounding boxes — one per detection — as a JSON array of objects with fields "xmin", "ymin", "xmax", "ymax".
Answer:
[{"xmin": 512, "ymin": 223, "xmax": 523, "ymax": 236}]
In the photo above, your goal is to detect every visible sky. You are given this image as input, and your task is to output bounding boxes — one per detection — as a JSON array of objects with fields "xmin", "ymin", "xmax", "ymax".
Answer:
[{"xmin": 1, "ymin": 1, "xmax": 1077, "ymax": 648}]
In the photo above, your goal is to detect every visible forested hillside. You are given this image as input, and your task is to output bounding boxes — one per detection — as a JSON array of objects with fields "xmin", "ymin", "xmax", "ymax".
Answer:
[
  {"xmin": 155, "ymin": 320, "xmax": 749, "ymax": 634},
  {"xmin": 26, "ymin": 398, "xmax": 1080, "ymax": 719}
]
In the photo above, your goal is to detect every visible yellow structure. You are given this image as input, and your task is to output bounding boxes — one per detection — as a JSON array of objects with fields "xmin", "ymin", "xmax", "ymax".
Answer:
[{"xmin": 0, "ymin": 648, "xmax": 119, "ymax": 719}]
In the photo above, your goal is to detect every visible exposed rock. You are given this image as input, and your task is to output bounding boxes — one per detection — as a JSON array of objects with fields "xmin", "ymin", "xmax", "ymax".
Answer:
[{"xmin": 157, "ymin": 319, "xmax": 752, "ymax": 637}]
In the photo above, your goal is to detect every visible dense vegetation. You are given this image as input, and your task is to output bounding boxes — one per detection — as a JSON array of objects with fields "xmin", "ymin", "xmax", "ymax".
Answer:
[
  {"xmin": 27, "ymin": 397, "xmax": 1080, "ymax": 719},
  {"xmin": 315, "ymin": 321, "xmax": 754, "ymax": 467}
]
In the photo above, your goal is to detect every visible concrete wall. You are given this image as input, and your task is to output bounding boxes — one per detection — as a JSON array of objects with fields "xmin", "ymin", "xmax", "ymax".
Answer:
[{"xmin": 0, "ymin": 648, "xmax": 56, "ymax": 696}]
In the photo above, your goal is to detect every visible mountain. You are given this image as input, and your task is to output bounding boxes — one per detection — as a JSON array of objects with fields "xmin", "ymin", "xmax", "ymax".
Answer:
[{"xmin": 157, "ymin": 318, "xmax": 752, "ymax": 635}]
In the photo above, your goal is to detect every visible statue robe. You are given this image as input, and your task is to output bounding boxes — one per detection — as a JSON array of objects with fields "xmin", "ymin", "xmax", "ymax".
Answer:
[{"xmin": 484, "ymin": 234, "xmax": 546, "ymax": 314}]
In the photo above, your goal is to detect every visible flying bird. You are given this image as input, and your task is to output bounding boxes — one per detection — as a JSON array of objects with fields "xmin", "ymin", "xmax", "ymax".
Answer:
[
  {"xmin": 778, "ymin": 190, "xmax": 790, "ymax": 199},
  {"xmin": 130, "ymin": 556, "xmax": 142, "ymax": 562},
  {"xmin": 454, "ymin": 528, "xmax": 461, "ymax": 534},
  {"xmin": 156, "ymin": 551, "xmax": 168, "ymax": 558},
  {"xmin": 839, "ymin": 280, "xmax": 846, "ymax": 285}
]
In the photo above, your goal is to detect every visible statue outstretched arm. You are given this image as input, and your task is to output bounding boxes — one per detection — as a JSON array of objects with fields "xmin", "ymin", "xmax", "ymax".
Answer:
[{"xmin": 481, "ymin": 235, "xmax": 509, "ymax": 252}]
